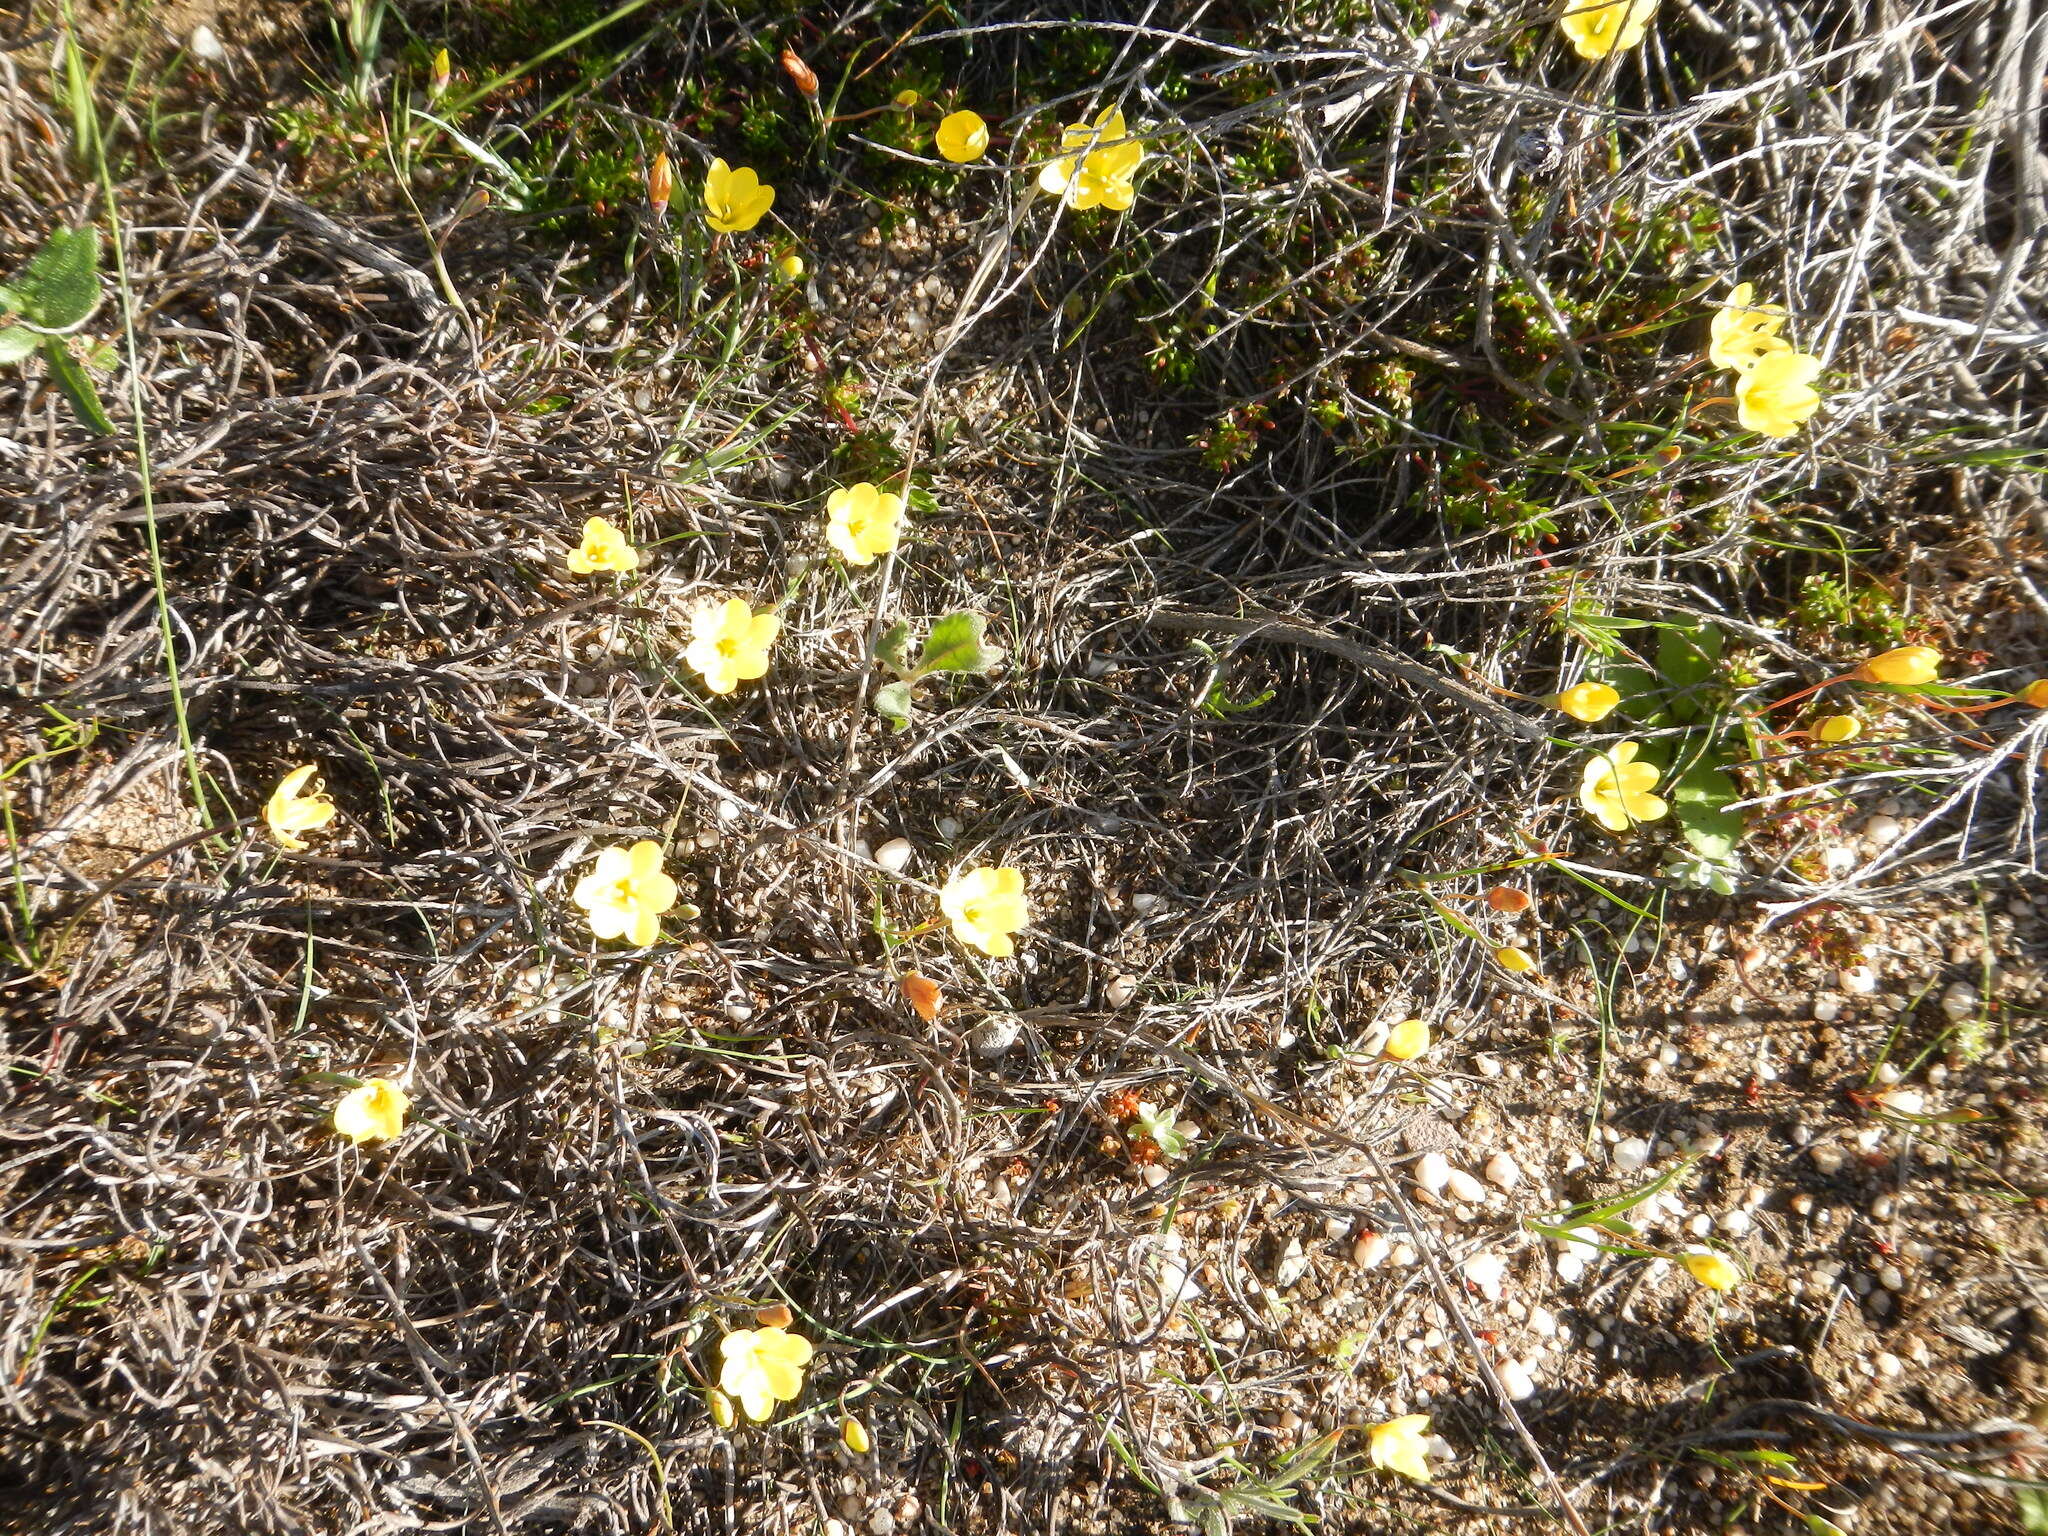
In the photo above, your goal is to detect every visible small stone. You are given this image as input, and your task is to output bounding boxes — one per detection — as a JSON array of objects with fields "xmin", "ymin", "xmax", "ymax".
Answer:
[
  {"xmin": 1612, "ymin": 1137, "xmax": 1651, "ymax": 1174},
  {"xmin": 1841, "ymin": 965, "xmax": 1880, "ymax": 994},
  {"xmin": 1813, "ymin": 995, "xmax": 1842, "ymax": 1022},
  {"xmin": 190, "ymin": 23, "xmax": 226, "ymax": 60},
  {"xmin": 1529, "ymin": 1305, "xmax": 1557, "ymax": 1338},
  {"xmin": 1717, "ymin": 1209, "xmax": 1752, "ymax": 1237},
  {"xmin": 1870, "ymin": 1193, "xmax": 1896, "ymax": 1221},
  {"xmin": 936, "ymin": 816, "xmax": 962, "ymax": 840},
  {"xmin": 1129, "ymin": 892, "xmax": 1163, "ymax": 915},
  {"xmin": 1415, "ymin": 1153, "xmax": 1452, "ymax": 1196},
  {"xmin": 1141, "ymin": 1163, "xmax": 1170, "ymax": 1188},
  {"xmin": 874, "ymin": 837, "xmax": 915, "ymax": 873},
  {"xmin": 716, "ymin": 798, "xmax": 743, "ymax": 824},
  {"xmin": 1822, "ymin": 846, "xmax": 1858, "ymax": 877},
  {"xmin": 1790, "ymin": 1193, "xmax": 1815, "ymax": 1215},
  {"xmin": 1353, "ymin": 1232, "xmax": 1391, "ymax": 1270},
  {"xmin": 1484, "ymin": 1153, "xmax": 1522, "ymax": 1191},
  {"xmin": 1878, "ymin": 1264, "xmax": 1905, "ymax": 1291},
  {"xmin": 1391, "ymin": 1242, "xmax": 1419, "ymax": 1268},
  {"xmin": 1873, "ymin": 1061, "xmax": 1902, "ymax": 1086},
  {"xmin": 1863, "ymin": 814, "xmax": 1904, "ymax": 848},
  {"xmin": 1810, "ymin": 1144, "xmax": 1846, "ymax": 1175},
  {"xmin": 1874, "ymin": 1087, "xmax": 1925, "ymax": 1116},
  {"xmin": 1498, "ymin": 1359, "xmax": 1537, "ymax": 1400},
  {"xmin": 1940, "ymin": 983, "xmax": 1978, "ymax": 1022},
  {"xmin": 969, "ymin": 1014, "xmax": 1022, "ymax": 1059},
  {"xmin": 1463, "ymin": 1251, "xmax": 1508, "ymax": 1301},
  {"xmin": 1687, "ymin": 1214, "xmax": 1713, "ymax": 1238},
  {"xmin": 1875, "ymin": 1352, "xmax": 1902, "ymax": 1378},
  {"xmin": 1444, "ymin": 1169, "xmax": 1487, "ymax": 1204},
  {"xmin": 1105, "ymin": 974, "xmax": 1138, "ymax": 1007},
  {"xmin": 1273, "ymin": 1238, "xmax": 1309, "ymax": 1288}
]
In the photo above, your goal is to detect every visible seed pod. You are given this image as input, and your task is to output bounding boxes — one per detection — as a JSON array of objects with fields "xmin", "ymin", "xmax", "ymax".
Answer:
[
  {"xmin": 1486, "ymin": 885, "xmax": 1532, "ymax": 914},
  {"xmin": 647, "ymin": 153, "xmax": 673, "ymax": 219},
  {"xmin": 754, "ymin": 1303, "xmax": 793, "ymax": 1329},
  {"xmin": 707, "ymin": 1389, "xmax": 736, "ymax": 1430},
  {"xmin": 779, "ymin": 46, "xmax": 819, "ymax": 97},
  {"xmin": 841, "ymin": 1415, "xmax": 871, "ymax": 1455}
]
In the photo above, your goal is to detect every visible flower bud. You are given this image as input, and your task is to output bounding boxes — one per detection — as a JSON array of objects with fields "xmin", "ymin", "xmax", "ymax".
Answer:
[
  {"xmin": 754, "ymin": 1303, "xmax": 793, "ymax": 1329},
  {"xmin": 708, "ymin": 1389, "xmax": 737, "ymax": 1429},
  {"xmin": 2021, "ymin": 679, "xmax": 2048, "ymax": 709},
  {"xmin": 647, "ymin": 152, "xmax": 674, "ymax": 219},
  {"xmin": 1382, "ymin": 1018, "xmax": 1430, "ymax": 1061},
  {"xmin": 1485, "ymin": 885, "xmax": 1532, "ymax": 914},
  {"xmin": 1681, "ymin": 1248, "xmax": 1742, "ymax": 1292},
  {"xmin": 1814, "ymin": 714, "xmax": 1861, "ymax": 744},
  {"xmin": 779, "ymin": 46, "xmax": 819, "ymax": 97},
  {"xmin": 1852, "ymin": 645, "xmax": 1940, "ymax": 687},
  {"xmin": 1495, "ymin": 945, "xmax": 1536, "ymax": 974},
  {"xmin": 777, "ymin": 253, "xmax": 806, "ymax": 282},
  {"xmin": 1554, "ymin": 681, "xmax": 1620, "ymax": 723},
  {"xmin": 841, "ymin": 1415, "xmax": 871, "ymax": 1455},
  {"xmin": 429, "ymin": 48, "xmax": 451, "ymax": 97}
]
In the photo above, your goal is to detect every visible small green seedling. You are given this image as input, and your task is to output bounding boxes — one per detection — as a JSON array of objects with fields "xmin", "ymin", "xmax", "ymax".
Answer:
[
  {"xmin": 871, "ymin": 612, "xmax": 1002, "ymax": 732},
  {"xmin": 0, "ymin": 226, "xmax": 114, "ymax": 434}
]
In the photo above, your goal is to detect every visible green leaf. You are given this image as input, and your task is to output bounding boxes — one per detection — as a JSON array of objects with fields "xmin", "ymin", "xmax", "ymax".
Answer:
[
  {"xmin": 872, "ymin": 680, "xmax": 913, "ymax": 733},
  {"xmin": 915, "ymin": 611, "xmax": 1000, "ymax": 677},
  {"xmin": 1592, "ymin": 657, "xmax": 1667, "ymax": 726},
  {"xmin": 1671, "ymin": 752, "xmax": 1744, "ymax": 863},
  {"xmin": 2014, "ymin": 1486, "xmax": 2048, "ymax": 1535},
  {"xmin": 1655, "ymin": 620, "xmax": 1722, "ymax": 722},
  {"xmin": 0, "ymin": 327, "xmax": 37, "ymax": 365},
  {"xmin": 874, "ymin": 621, "xmax": 911, "ymax": 675},
  {"xmin": 41, "ymin": 339, "xmax": 114, "ymax": 435},
  {"xmin": 10, "ymin": 227, "xmax": 101, "ymax": 329}
]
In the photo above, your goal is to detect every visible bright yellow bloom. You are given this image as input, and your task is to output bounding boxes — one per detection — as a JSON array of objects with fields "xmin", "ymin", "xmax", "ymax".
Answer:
[
  {"xmin": 1854, "ymin": 645, "xmax": 1940, "ymax": 686},
  {"xmin": 777, "ymin": 253, "xmax": 806, "ymax": 281},
  {"xmin": 703, "ymin": 158, "xmax": 775, "ymax": 233},
  {"xmin": 266, "ymin": 764, "xmax": 337, "ymax": 852},
  {"xmin": 1682, "ymin": 1247, "xmax": 1742, "ymax": 1292},
  {"xmin": 573, "ymin": 840, "xmax": 680, "ymax": 947},
  {"xmin": 718, "ymin": 1325, "xmax": 814, "ymax": 1422},
  {"xmin": 685, "ymin": 597, "xmax": 781, "ymax": 694},
  {"xmin": 2022, "ymin": 679, "xmax": 2048, "ymax": 708},
  {"xmin": 1814, "ymin": 714, "xmax": 1861, "ymax": 744},
  {"xmin": 1366, "ymin": 1414, "xmax": 1433, "ymax": 1482},
  {"xmin": 1735, "ymin": 349, "xmax": 1823, "ymax": 437},
  {"xmin": 1579, "ymin": 741, "xmax": 1668, "ymax": 833},
  {"xmin": 1555, "ymin": 681, "xmax": 1620, "ymax": 723},
  {"xmin": 841, "ymin": 1415, "xmax": 872, "ymax": 1454},
  {"xmin": 893, "ymin": 88, "xmax": 920, "ymax": 109},
  {"xmin": 1037, "ymin": 106, "xmax": 1145, "ymax": 212},
  {"xmin": 940, "ymin": 866, "xmax": 1029, "ymax": 957},
  {"xmin": 566, "ymin": 516, "xmax": 639, "ymax": 575},
  {"xmin": 1558, "ymin": 0, "xmax": 1658, "ymax": 58},
  {"xmin": 825, "ymin": 482, "xmax": 905, "ymax": 566},
  {"xmin": 1383, "ymin": 1018, "xmax": 1430, "ymax": 1061},
  {"xmin": 333, "ymin": 1078, "xmax": 410, "ymax": 1144},
  {"xmin": 936, "ymin": 109, "xmax": 989, "ymax": 163},
  {"xmin": 1708, "ymin": 283, "xmax": 1789, "ymax": 372},
  {"xmin": 1496, "ymin": 945, "xmax": 1537, "ymax": 973}
]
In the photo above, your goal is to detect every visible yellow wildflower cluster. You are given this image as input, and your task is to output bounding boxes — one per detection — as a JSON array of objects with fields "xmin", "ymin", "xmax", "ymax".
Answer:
[{"xmin": 1708, "ymin": 283, "xmax": 1824, "ymax": 438}]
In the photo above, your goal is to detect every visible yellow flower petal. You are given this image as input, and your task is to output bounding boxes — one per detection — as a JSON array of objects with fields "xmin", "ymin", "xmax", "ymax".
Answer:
[
  {"xmin": 1708, "ymin": 283, "xmax": 1791, "ymax": 372},
  {"xmin": 940, "ymin": 865, "xmax": 1030, "ymax": 957},
  {"xmin": 333, "ymin": 1078, "xmax": 410, "ymax": 1144},
  {"xmin": 1854, "ymin": 645, "xmax": 1940, "ymax": 686},
  {"xmin": 1735, "ymin": 348, "xmax": 1823, "ymax": 437},
  {"xmin": 935, "ymin": 109, "xmax": 990, "ymax": 163},
  {"xmin": 1681, "ymin": 1247, "xmax": 1742, "ymax": 1292},
  {"xmin": 1366, "ymin": 1414, "xmax": 1433, "ymax": 1482},
  {"xmin": 703, "ymin": 158, "xmax": 775, "ymax": 233},
  {"xmin": 1554, "ymin": 681, "xmax": 1620, "ymax": 723},
  {"xmin": 566, "ymin": 516, "xmax": 639, "ymax": 575},
  {"xmin": 265, "ymin": 764, "xmax": 337, "ymax": 852},
  {"xmin": 1558, "ymin": 0, "xmax": 1658, "ymax": 59},
  {"xmin": 1383, "ymin": 1018, "xmax": 1430, "ymax": 1061}
]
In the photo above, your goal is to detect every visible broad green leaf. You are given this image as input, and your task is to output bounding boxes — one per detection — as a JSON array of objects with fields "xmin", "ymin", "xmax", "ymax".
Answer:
[
  {"xmin": 1592, "ymin": 657, "xmax": 1667, "ymax": 726},
  {"xmin": 1656, "ymin": 620, "xmax": 1722, "ymax": 721},
  {"xmin": 0, "ymin": 327, "xmax": 37, "ymax": 364},
  {"xmin": 11, "ymin": 227, "xmax": 101, "ymax": 329},
  {"xmin": 1671, "ymin": 754, "xmax": 1744, "ymax": 863},
  {"xmin": 875, "ymin": 621, "xmax": 911, "ymax": 674},
  {"xmin": 872, "ymin": 680, "xmax": 913, "ymax": 732},
  {"xmin": 915, "ymin": 611, "xmax": 1000, "ymax": 677},
  {"xmin": 2014, "ymin": 1486, "xmax": 2048, "ymax": 1535},
  {"xmin": 41, "ymin": 339, "xmax": 114, "ymax": 434}
]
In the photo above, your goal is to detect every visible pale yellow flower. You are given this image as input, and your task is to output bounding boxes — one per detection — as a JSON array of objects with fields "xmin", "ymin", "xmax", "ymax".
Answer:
[
  {"xmin": 718, "ymin": 1325, "xmax": 814, "ymax": 1422},
  {"xmin": 685, "ymin": 597, "xmax": 781, "ymax": 694},
  {"xmin": 1366, "ymin": 1414, "xmax": 1434, "ymax": 1482},
  {"xmin": 266, "ymin": 764, "xmax": 337, "ymax": 852},
  {"xmin": 1037, "ymin": 106, "xmax": 1145, "ymax": 212},
  {"xmin": 1554, "ymin": 681, "xmax": 1620, "ymax": 723},
  {"xmin": 1708, "ymin": 283, "xmax": 1790, "ymax": 372},
  {"xmin": 1383, "ymin": 1018, "xmax": 1430, "ymax": 1061},
  {"xmin": 333, "ymin": 1077, "xmax": 409, "ymax": 1144},
  {"xmin": 566, "ymin": 516, "xmax": 639, "ymax": 575},
  {"xmin": 1682, "ymin": 1247, "xmax": 1742, "ymax": 1292},
  {"xmin": 1579, "ymin": 741, "xmax": 1668, "ymax": 833},
  {"xmin": 573, "ymin": 840, "xmax": 680, "ymax": 947},
  {"xmin": 1558, "ymin": 0, "xmax": 1658, "ymax": 59},
  {"xmin": 940, "ymin": 865, "xmax": 1029, "ymax": 957},
  {"xmin": 1814, "ymin": 714, "xmax": 1861, "ymax": 744},
  {"xmin": 703, "ymin": 158, "xmax": 775, "ymax": 233},
  {"xmin": 825, "ymin": 482, "xmax": 905, "ymax": 566},
  {"xmin": 1853, "ymin": 645, "xmax": 1940, "ymax": 686},
  {"xmin": 935, "ymin": 109, "xmax": 989, "ymax": 163},
  {"xmin": 1735, "ymin": 349, "xmax": 1823, "ymax": 438}
]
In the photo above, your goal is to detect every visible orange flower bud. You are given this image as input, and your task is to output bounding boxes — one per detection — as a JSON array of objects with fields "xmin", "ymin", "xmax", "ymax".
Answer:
[
  {"xmin": 754, "ymin": 1302, "xmax": 794, "ymax": 1329},
  {"xmin": 647, "ymin": 152, "xmax": 674, "ymax": 219},
  {"xmin": 2020, "ymin": 679, "xmax": 2048, "ymax": 709},
  {"xmin": 1852, "ymin": 645, "xmax": 1940, "ymax": 687},
  {"xmin": 1485, "ymin": 885, "xmax": 1532, "ymax": 914},
  {"xmin": 780, "ymin": 46, "xmax": 819, "ymax": 97}
]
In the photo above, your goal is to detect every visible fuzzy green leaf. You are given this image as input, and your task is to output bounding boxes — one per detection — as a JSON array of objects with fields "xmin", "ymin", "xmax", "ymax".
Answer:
[
  {"xmin": 915, "ymin": 611, "xmax": 1000, "ymax": 677},
  {"xmin": 1656, "ymin": 620, "xmax": 1722, "ymax": 721},
  {"xmin": 1671, "ymin": 754, "xmax": 1744, "ymax": 864},
  {"xmin": 41, "ymin": 339, "xmax": 114, "ymax": 434},
  {"xmin": 872, "ymin": 680, "xmax": 913, "ymax": 732},
  {"xmin": 11, "ymin": 227, "xmax": 101, "ymax": 329},
  {"xmin": 0, "ymin": 327, "xmax": 37, "ymax": 365},
  {"xmin": 875, "ymin": 621, "xmax": 911, "ymax": 675}
]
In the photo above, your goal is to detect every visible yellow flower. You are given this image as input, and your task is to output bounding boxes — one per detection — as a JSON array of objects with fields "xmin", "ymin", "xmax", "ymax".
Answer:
[
  {"xmin": 940, "ymin": 865, "xmax": 1029, "ymax": 957},
  {"xmin": 825, "ymin": 482, "xmax": 905, "ymax": 566},
  {"xmin": 1735, "ymin": 349, "xmax": 1823, "ymax": 437},
  {"xmin": 1037, "ymin": 106, "xmax": 1145, "ymax": 212},
  {"xmin": 893, "ymin": 88, "xmax": 920, "ymax": 109},
  {"xmin": 1853, "ymin": 645, "xmax": 1940, "ymax": 686},
  {"xmin": 778, "ymin": 253, "xmax": 806, "ymax": 281},
  {"xmin": 1814, "ymin": 714, "xmax": 1861, "ymax": 744},
  {"xmin": 936, "ymin": 109, "xmax": 989, "ymax": 163},
  {"xmin": 1682, "ymin": 1247, "xmax": 1742, "ymax": 1292},
  {"xmin": 1383, "ymin": 1018, "xmax": 1430, "ymax": 1061},
  {"xmin": 573, "ymin": 840, "xmax": 680, "ymax": 947},
  {"xmin": 685, "ymin": 597, "xmax": 781, "ymax": 694},
  {"xmin": 266, "ymin": 764, "xmax": 337, "ymax": 852},
  {"xmin": 2022, "ymin": 679, "xmax": 2048, "ymax": 708},
  {"xmin": 1579, "ymin": 741, "xmax": 1668, "ymax": 833},
  {"xmin": 841, "ymin": 1415, "xmax": 872, "ymax": 1454},
  {"xmin": 1558, "ymin": 0, "xmax": 1658, "ymax": 59},
  {"xmin": 1554, "ymin": 681, "xmax": 1620, "ymax": 723},
  {"xmin": 703, "ymin": 158, "xmax": 775, "ymax": 233},
  {"xmin": 718, "ymin": 1325, "xmax": 814, "ymax": 1422},
  {"xmin": 1366, "ymin": 1414, "xmax": 1433, "ymax": 1482},
  {"xmin": 566, "ymin": 516, "xmax": 640, "ymax": 575},
  {"xmin": 1708, "ymin": 283, "xmax": 1790, "ymax": 372},
  {"xmin": 333, "ymin": 1077, "xmax": 409, "ymax": 1144},
  {"xmin": 1496, "ymin": 945, "xmax": 1537, "ymax": 973}
]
